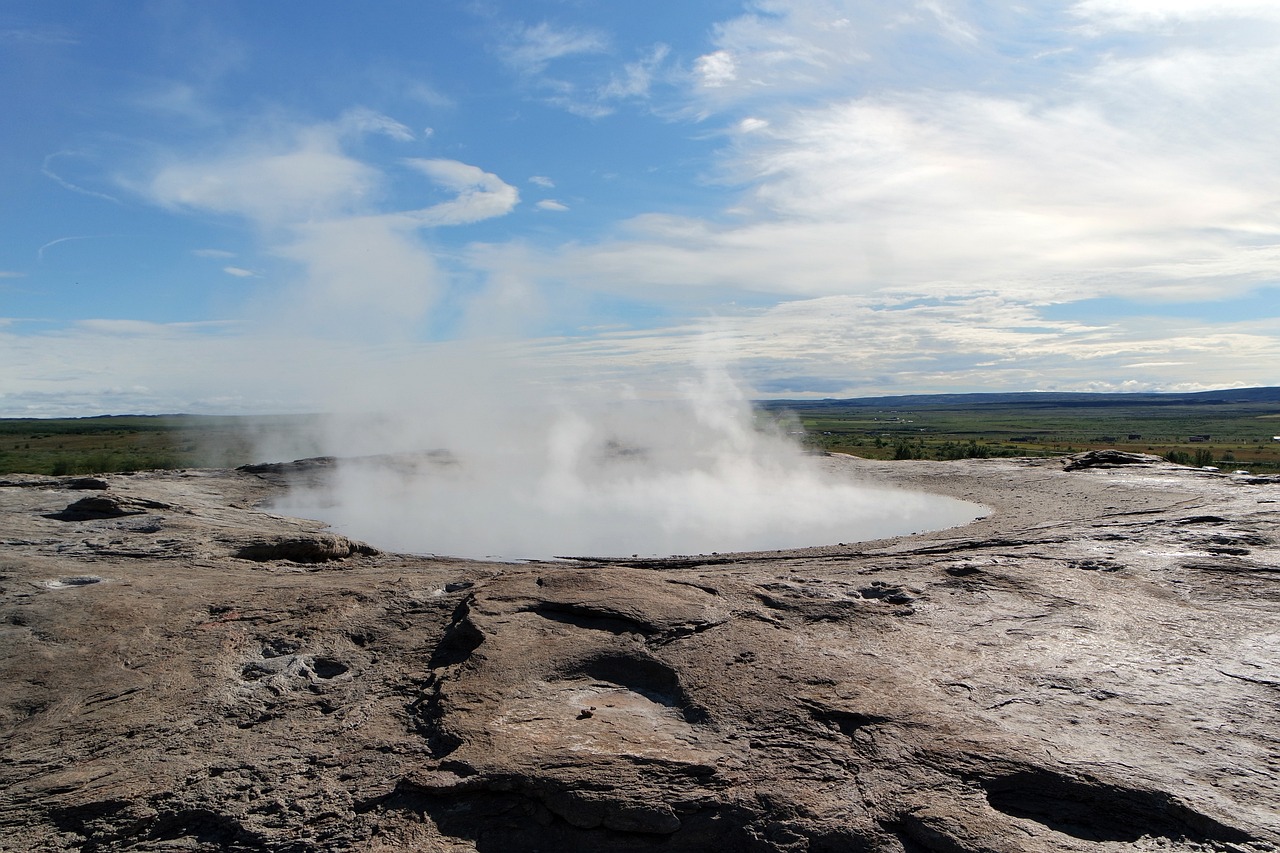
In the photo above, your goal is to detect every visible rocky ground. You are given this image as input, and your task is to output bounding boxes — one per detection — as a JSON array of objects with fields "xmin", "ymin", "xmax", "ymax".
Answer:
[{"xmin": 1, "ymin": 452, "xmax": 1278, "ymax": 852}]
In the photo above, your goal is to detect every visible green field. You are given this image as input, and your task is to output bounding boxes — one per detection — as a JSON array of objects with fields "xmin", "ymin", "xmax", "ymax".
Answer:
[
  {"xmin": 3, "ymin": 388, "xmax": 1279, "ymax": 476},
  {"xmin": 758, "ymin": 387, "xmax": 1280, "ymax": 472},
  {"xmin": 0, "ymin": 415, "xmax": 288, "ymax": 476}
]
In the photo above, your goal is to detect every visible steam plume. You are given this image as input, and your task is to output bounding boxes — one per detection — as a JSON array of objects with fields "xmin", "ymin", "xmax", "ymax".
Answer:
[{"xmin": 269, "ymin": 365, "xmax": 983, "ymax": 560}]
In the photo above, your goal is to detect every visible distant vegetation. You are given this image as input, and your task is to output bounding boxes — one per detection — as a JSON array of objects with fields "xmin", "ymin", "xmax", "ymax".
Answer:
[
  {"xmin": 758, "ymin": 387, "xmax": 1280, "ymax": 473},
  {"xmin": 0, "ymin": 415, "xmax": 282, "ymax": 476},
  {"xmin": 3, "ymin": 388, "xmax": 1279, "ymax": 476}
]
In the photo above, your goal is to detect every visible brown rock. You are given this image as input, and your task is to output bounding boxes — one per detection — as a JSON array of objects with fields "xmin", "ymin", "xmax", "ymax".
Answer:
[{"xmin": 1, "ymin": 457, "xmax": 1278, "ymax": 852}]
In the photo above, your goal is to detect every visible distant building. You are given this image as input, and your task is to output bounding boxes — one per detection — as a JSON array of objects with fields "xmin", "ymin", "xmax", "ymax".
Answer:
[{"xmin": 1188, "ymin": 435, "xmax": 1211, "ymax": 442}]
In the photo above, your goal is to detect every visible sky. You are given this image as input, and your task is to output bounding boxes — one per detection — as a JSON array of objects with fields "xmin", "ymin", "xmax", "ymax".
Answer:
[{"xmin": 2, "ymin": 0, "xmax": 1279, "ymax": 416}]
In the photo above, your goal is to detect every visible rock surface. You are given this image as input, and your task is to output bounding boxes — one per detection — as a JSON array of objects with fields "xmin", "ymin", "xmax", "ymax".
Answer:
[{"xmin": 1, "ymin": 454, "xmax": 1278, "ymax": 852}]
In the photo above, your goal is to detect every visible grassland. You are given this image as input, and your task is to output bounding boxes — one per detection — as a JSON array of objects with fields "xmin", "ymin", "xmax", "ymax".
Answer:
[
  {"xmin": 759, "ymin": 387, "xmax": 1280, "ymax": 473},
  {"xmin": 0, "ymin": 415, "xmax": 287, "ymax": 476},
  {"xmin": 3, "ymin": 388, "xmax": 1279, "ymax": 476}
]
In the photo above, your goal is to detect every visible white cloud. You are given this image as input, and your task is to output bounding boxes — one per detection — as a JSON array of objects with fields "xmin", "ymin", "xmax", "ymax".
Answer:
[
  {"xmin": 507, "ymin": 1, "xmax": 1280, "ymax": 311},
  {"xmin": 518, "ymin": 293, "xmax": 1280, "ymax": 397},
  {"xmin": 917, "ymin": 0, "xmax": 979, "ymax": 43},
  {"xmin": 193, "ymin": 248, "xmax": 235, "ymax": 258},
  {"xmin": 222, "ymin": 266, "xmax": 256, "ymax": 277},
  {"xmin": 1071, "ymin": 0, "xmax": 1280, "ymax": 29},
  {"xmin": 0, "ymin": 271, "xmax": 26, "ymax": 278},
  {"xmin": 530, "ymin": 175, "xmax": 555, "ymax": 188},
  {"xmin": 695, "ymin": 50, "xmax": 737, "ymax": 88},
  {"xmin": 536, "ymin": 199, "xmax": 569, "ymax": 212},
  {"xmin": 137, "ymin": 111, "xmax": 412, "ymax": 227},
  {"xmin": 398, "ymin": 159, "xmax": 520, "ymax": 226},
  {"xmin": 690, "ymin": 1, "xmax": 881, "ymax": 105},
  {"xmin": 145, "ymin": 133, "xmax": 379, "ymax": 225}
]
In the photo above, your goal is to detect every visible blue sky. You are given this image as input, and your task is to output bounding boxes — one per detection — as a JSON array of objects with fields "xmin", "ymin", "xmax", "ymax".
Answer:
[{"xmin": 2, "ymin": 0, "xmax": 1279, "ymax": 415}]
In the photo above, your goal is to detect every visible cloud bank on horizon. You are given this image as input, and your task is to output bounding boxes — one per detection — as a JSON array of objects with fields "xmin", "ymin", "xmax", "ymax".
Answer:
[{"xmin": 2, "ymin": 0, "xmax": 1278, "ymax": 415}]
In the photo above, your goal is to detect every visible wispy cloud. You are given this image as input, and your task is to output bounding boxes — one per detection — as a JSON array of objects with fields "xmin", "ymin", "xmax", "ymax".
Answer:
[
  {"xmin": 42, "ymin": 152, "xmax": 122, "ymax": 204},
  {"xmin": 405, "ymin": 81, "xmax": 454, "ymax": 109},
  {"xmin": 335, "ymin": 107, "xmax": 414, "ymax": 141},
  {"xmin": 498, "ymin": 21, "xmax": 608, "ymax": 74},
  {"xmin": 598, "ymin": 44, "xmax": 670, "ymax": 101},
  {"xmin": 37, "ymin": 235, "xmax": 100, "ymax": 262},
  {"xmin": 536, "ymin": 199, "xmax": 569, "ymax": 212},
  {"xmin": 491, "ymin": 16, "xmax": 673, "ymax": 117},
  {"xmin": 193, "ymin": 248, "xmax": 236, "ymax": 259},
  {"xmin": 222, "ymin": 266, "xmax": 257, "ymax": 277},
  {"xmin": 0, "ymin": 26, "xmax": 77, "ymax": 45},
  {"xmin": 529, "ymin": 175, "xmax": 555, "ymax": 188},
  {"xmin": 0, "ymin": 271, "xmax": 26, "ymax": 279}
]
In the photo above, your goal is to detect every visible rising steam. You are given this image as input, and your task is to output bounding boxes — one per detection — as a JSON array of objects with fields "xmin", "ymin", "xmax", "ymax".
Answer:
[{"xmin": 268, "ymin": 368, "xmax": 984, "ymax": 560}]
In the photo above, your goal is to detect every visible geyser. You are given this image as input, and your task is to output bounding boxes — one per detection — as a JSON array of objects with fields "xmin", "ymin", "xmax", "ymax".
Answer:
[{"xmin": 269, "ymin": 377, "xmax": 985, "ymax": 561}]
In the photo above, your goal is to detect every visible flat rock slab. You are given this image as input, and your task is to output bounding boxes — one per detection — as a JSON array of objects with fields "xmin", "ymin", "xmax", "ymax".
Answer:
[{"xmin": 0, "ymin": 457, "xmax": 1278, "ymax": 852}]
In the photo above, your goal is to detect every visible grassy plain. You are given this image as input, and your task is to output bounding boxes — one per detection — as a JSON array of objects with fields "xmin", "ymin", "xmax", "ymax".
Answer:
[
  {"xmin": 0, "ymin": 415, "xmax": 291, "ymax": 476},
  {"xmin": 759, "ymin": 389, "xmax": 1280, "ymax": 472},
  {"xmin": 3, "ymin": 389, "xmax": 1279, "ymax": 475}
]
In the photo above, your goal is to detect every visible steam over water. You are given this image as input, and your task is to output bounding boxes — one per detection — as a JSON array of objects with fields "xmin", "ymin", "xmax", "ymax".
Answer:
[{"xmin": 269, "ymin": 378, "xmax": 985, "ymax": 561}]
